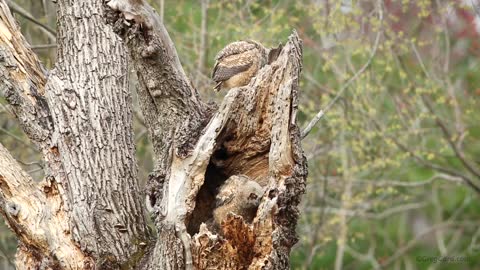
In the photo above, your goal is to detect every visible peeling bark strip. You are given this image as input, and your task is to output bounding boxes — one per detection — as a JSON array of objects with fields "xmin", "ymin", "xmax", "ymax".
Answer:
[{"xmin": 107, "ymin": 0, "xmax": 306, "ymax": 268}]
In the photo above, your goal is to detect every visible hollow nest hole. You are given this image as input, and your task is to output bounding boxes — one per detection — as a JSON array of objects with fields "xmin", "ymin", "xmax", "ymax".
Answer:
[
  {"xmin": 186, "ymin": 137, "xmax": 270, "ymax": 236},
  {"xmin": 186, "ymin": 45, "xmax": 283, "ymax": 236}
]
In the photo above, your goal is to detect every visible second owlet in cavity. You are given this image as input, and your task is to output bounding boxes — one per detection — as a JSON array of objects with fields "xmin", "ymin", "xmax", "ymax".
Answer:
[
  {"xmin": 212, "ymin": 40, "xmax": 268, "ymax": 92},
  {"xmin": 213, "ymin": 175, "xmax": 264, "ymax": 227}
]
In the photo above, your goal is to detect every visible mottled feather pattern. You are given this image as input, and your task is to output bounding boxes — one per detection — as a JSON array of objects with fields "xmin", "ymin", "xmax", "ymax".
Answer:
[
  {"xmin": 212, "ymin": 62, "xmax": 252, "ymax": 82},
  {"xmin": 214, "ymin": 41, "xmax": 258, "ymax": 61},
  {"xmin": 212, "ymin": 40, "xmax": 268, "ymax": 91}
]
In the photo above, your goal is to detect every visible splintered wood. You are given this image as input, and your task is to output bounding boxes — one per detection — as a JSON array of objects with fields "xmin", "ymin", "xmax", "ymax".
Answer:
[{"xmin": 189, "ymin": 32, "xmax": 307, "ymax": 270}]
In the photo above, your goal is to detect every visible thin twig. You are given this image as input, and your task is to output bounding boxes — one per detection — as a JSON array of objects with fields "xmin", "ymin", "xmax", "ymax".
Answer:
[
  {"xmin": 302, "ymin": 158, "xmax": 331, "ymax": 269},
  {"xmin": 28, "ymin": 167, "xmax": 43, "ymax": 174},
  {"xmin": 421, "ymin": 96, "xmax": 480, "ymax": 180},
  {"xmin": 365, "ymin": 114, "xmax": 480, "ymax": 194},
  {"xmin": 197, "ymin": 0, "xmax": 209, "ymax": 73},
  {"xmin": 301, "ymin": 1, "xmax": 383, "ymax": 139},
  {"xmin": 316, "ymin": 202, "xmax": 427, "ymax": 220},
  {"xmin": 0, "ymin": 127, "xmax": 37, "ymax": 151},
  {"xmin": 31, "ymin": 43, "xmax": 57, "ymax": 50},
  {"xmin": 380, "ymin": 221, "xmax": 480, "ymax": 267},
  {"xmin": 385, "ymin": 129, "xmax": 480, "ymax": 194},
  {"xmin": 0, "ymin": 244, "xmax": 14, "ymax": 268},
  {"xmin": 7, "ymin": 0, "xmax": 56, "ymax": 38},
  {"xmin": 334, "ymin": 124, "xmax": 350, "ymax": 270},
  {"xmin": 351, "ymin": 173, "xmax": 463, "ymax": 188},
  {"xmin": 159, "ymin": 0, "xmax": 164, "ymax": 23},
  {"xmin": 345, "ymin": 244, "xmax": 380, "ymax": 269},
  {"xmin": 17, "ymin": 160, "xmax": 43, "ymax": 168}
]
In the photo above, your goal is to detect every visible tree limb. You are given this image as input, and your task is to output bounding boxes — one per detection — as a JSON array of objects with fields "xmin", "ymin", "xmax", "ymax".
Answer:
[
  {"xmin": 0, "ymin": 0, "xmax": 53, "ymax": 149},
  {"xmin": 380, "ymin": 221, "xmax": 480, "ymax": 268},
  {"xmin": 1, "ymin": 0, "xmax": 151, "ymax": 267},
  {"xmin": 44, "ymin": 0, "xmax": 151, "ymax": 266},
  {"xmin": 421, "ymin": 96, "xmax": 480, "ymax": 180},
  {"xmin": 0, "ymin": 143, "xmax": 89, "ymax": 269},
  {"xmin": 106, "ymin": 1, "xmax": 307, "ymax": 268},
  {"xmin": 370, "ymin": 119, "xmax": 480, "ymax": 194}
]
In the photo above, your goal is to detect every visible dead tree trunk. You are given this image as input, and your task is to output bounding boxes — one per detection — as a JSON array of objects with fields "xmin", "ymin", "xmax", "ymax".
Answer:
[{"xmin": 0, "ymin": 0, "xmax": 307, "ymax": 268}]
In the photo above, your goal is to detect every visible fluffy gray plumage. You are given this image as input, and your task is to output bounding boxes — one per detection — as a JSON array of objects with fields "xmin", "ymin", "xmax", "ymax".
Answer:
[{"xmin": 213, "ymin": 175, "xmax": 264, "ymax": 226}]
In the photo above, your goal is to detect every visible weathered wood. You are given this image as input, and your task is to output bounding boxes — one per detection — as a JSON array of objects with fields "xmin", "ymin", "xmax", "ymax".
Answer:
[
  {"xmin": 106, "ymin": 1, "xmax": 306, "ymax": 269},
  {"xmin": 190, "ymin": 32, "xmax": 306, "ymax": 270},
  {"xmin": 0, "ymin": 0, "xmax": 307, "ymax": 268},
  {"xmin": 0, "ymin": 143, "xmax": 89, "ymax": 269},
  {"xmin": 0, "ymin": 0, "xmax": 150, "ymax": 268},
  {"xmin": 0, "ymin": 0, "xmax": 51, "ymax": 149},
  {"xmin": 0, "ymin": 1, "xmax": 89, "ymax": 268}
]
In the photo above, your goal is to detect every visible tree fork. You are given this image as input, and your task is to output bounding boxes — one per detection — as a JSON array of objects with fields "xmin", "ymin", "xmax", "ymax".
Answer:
[
  {"xmin": 106, "ymin": 0, "xmax": 307, "ymax": 269},
  {"xmin": 0, "ymin": 0, "xmax": 307, "ymax": 267}
]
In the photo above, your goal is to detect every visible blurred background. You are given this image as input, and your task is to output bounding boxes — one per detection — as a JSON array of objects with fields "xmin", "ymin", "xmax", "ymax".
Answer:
[{"xmin": 1, "ymin": 0, "xmax": 479, "ymax": 269}]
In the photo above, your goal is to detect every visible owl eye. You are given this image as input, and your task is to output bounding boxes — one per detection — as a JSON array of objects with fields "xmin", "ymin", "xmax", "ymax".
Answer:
[{"xmin": 248, "ymin": 193, "xmax": 258, "ymax": 200}]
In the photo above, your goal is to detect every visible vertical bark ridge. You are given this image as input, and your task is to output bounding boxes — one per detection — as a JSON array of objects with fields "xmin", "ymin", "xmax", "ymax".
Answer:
[{"xmin": 44, "ymin": 0, "xmax": 150, "ymax": 266}]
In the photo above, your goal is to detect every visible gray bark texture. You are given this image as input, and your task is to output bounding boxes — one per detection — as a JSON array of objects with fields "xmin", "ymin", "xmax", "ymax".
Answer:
[{"xmin": 0, "ymin": 0, "xmax": 307, "ymax": 269}]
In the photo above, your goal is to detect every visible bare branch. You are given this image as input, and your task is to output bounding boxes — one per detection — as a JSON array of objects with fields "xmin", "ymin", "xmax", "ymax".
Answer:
[
  {"xmin": 0, "ymin": 143, "xmax": 88, "ymax": 269},
  {"xmin": 380, "ymin": 221, "xmax": 480, "ymax": 268},
  {"xmin": 301, "ymin": 0, "xmax": 383, "ymax": 139},
  {"xmin": 31, "ymin": 43, "xmax": 56, "ymax": 50},
  {"xmin": 6, "ymin": 0, "xmax": 56, "ymax": 40},
  {"xmin": 350, "ymin": 173, "xmax": 463, "ymax": 188},
  {"xmin": 335, "ymin": 125, "xmax": 351, "ymax": 270},
  {"xmin": 421, "ymin": 96, "xmax": 480, "ymax": 181},
  {"xmin": 0, "ymin": 0, "xmax": 53, "ymax": 149},
  {"xmin": 0, "ymin": 127, "xmax": 38, "ymax": 151},
  {"xmin": 316, "ymin": 202, "xmax": 427, "ymax": 220},
  {"xmin": 366, "ymin": 114, "xmax": 480, "ymax": 194},
  {"xmin": 158, "ymin": 0, "xmax": 164, "ymax": 23},
  {"xmin": 197, "ymin": 0, "xmax": 209, "ymax": 73},
  {"xmin": 389, "ymin": 133, "xmax": 480, "ymax": 194},
  {"xmin": 345, "ymin": 244, "xmax": 380, "ymax": 269},
  {"xmin": 106, "ymin": 0, "xmax": 212, "ymax": 164}
]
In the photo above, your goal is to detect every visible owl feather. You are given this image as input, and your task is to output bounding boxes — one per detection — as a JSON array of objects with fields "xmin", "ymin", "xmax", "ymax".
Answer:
[{"xmin": 212, "ymin": 40, "xmax": 268, "ymax": 92}]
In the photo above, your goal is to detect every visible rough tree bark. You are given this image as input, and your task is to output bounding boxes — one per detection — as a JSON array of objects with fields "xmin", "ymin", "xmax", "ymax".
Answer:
[
  {"xmin": 0, "ymin": 0, "xmax": 149, "ymax": 268},
  {"xmin": 0, "ymin": 0, "xmax": 307, "ymax": 269}
]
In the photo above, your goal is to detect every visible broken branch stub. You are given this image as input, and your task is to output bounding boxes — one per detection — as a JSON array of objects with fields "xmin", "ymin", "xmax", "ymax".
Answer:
[
  {"xmin": 189, "ymin": 31, "xmax": 307, "ymax": 270},
  {"xmin": 105, "ymin": 1, "xmax": 306, "ymax": 268}
]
